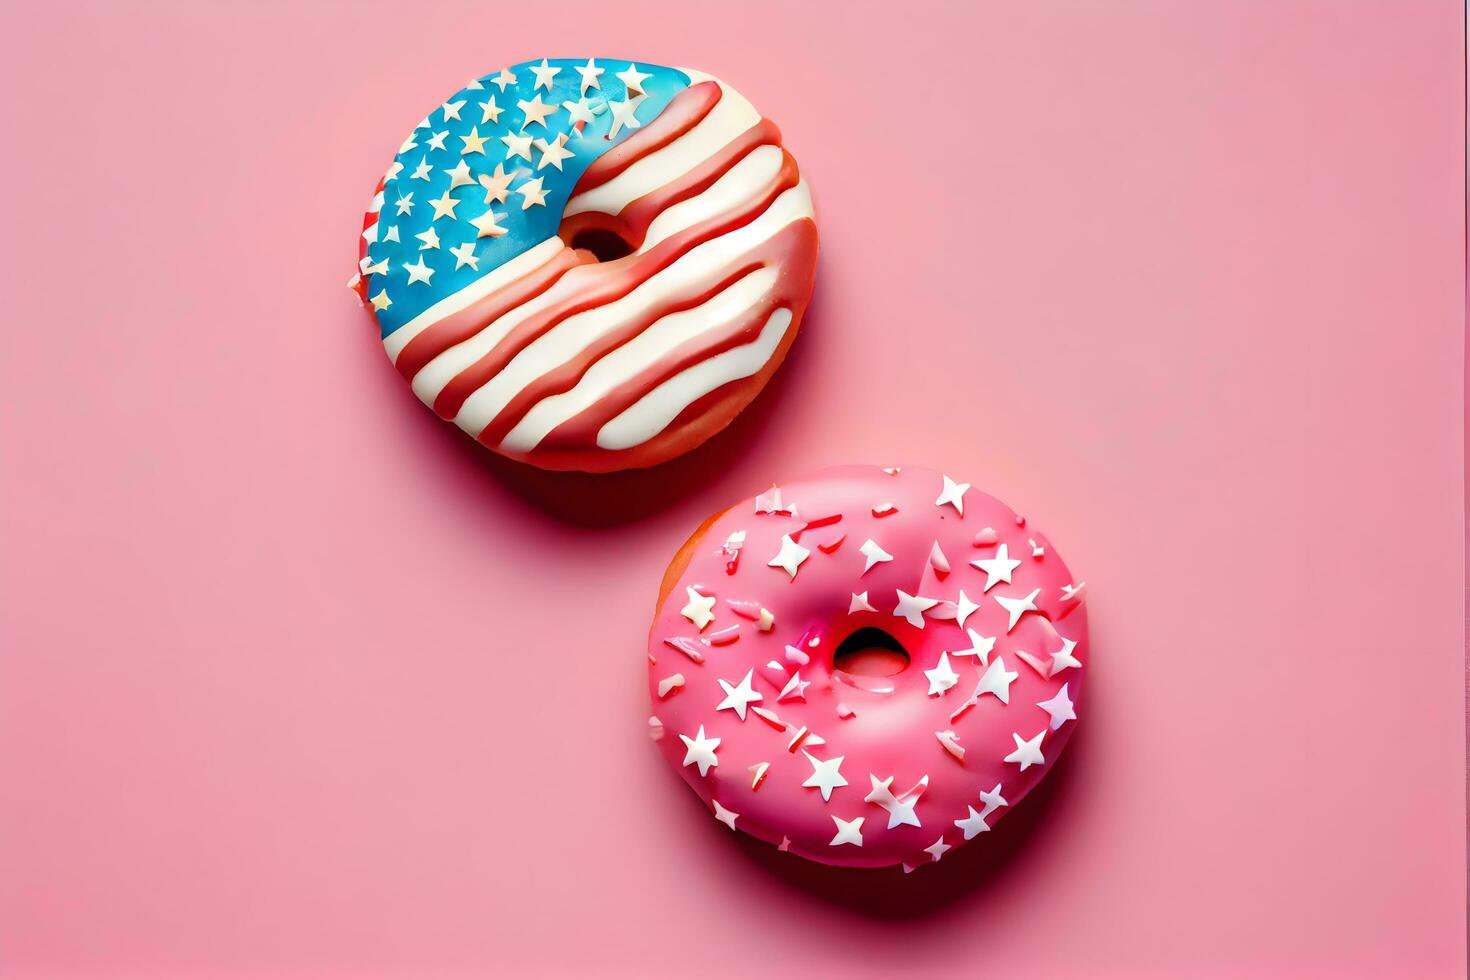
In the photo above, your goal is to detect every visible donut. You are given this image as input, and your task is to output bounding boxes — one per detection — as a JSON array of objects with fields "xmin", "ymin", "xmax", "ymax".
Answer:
[
  {"xmin": 350, "ymin": 59, "xmax": 818, "ymax": 472},
  {"xmin": 646, "ymin": 465, "xmax": 1087, "ymax": 870}
]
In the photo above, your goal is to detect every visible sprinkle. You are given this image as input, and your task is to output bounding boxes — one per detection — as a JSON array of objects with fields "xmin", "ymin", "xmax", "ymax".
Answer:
[
  {"xmin": 935, "ymin": 730, "xmax": 966, "ymax": 763},
  {"xmin": 787, "ymin": 726, "xmax": 812, "ymax": 752},
  {"xmin": 902, "ymin": 864, "xmax": 916, "ymax": 874},
  {"xmin": 777, "ymin": 671, "xmax": 810, "ymax": 702},
  {"xmin": 657, "ymin": 673, "xmax": 685, "ymax": 698},
  {"xmin": 778, "ymin": 836, "xmax": 791, "ymax": 852},
  {"xmin": 751, "ymin": 706, "xmax": 786, "ymax": 730},
  {"xmin": 1016, "ymin": 515, "xmax": 1026, "ymax": 527},
  {"xmin": 929, "ymin": 541, "xmax": 951, "ymax": 577},
  {"xmin": 973, "ymin": 527, "xmax": 998, "ymax": 547},
  {"xmin": 1061, "ymin": 582, "xmax": 1087, "ymax": 604},
  {"xmin": 663, "ymin": 636, "xmax": 706, "ymax": 664},
  {"xmin": 848, "ymin": 591, "xmax": 877, "ymax": 614},
  {"xmin": 872, "ymin": 502, "xmax": 897, "ymax": 517},
  {"xmin": 729, "ymin": 600, "xmax": 776, "ymax": 631},
  {"xmin": 836, "ymin": 703, "xmax": 855, "ymax": 719},
  {"xmin": 680, "ymin": 586, "xmax": 716, "ymax": 631},
  {"xmin": 784, "ymin": 644, "xmax": 810, "ymax": 667},
  {"xmin": 648, "ymin": 716, "xmax": 664, "ymax": 740},
  {"xmin": 859, "ymin": 539, "xmax": 894, "ymax": 574},
  {"xmin": 817, "ymin": 533, "xmax": 847, "ymax": 554},
  {"xmin": 754, "ymin": 485, "xmax": 792, "ymax": 515},
  {"xmin": 1030, "ymin": 538, "xmax": 1045, "ymax": 559},
  {"xmin": 721, "ymin": 530, "xmax": 746, "ymax": 574},
  {"xmin": 882, "ymin": 467, "xmax": 901, "ymax": 475},
  {"xmin": 749, "ymin": 761, "xmax": 770, "ymax": 790},
  {"xmin": 708, "ymin": 624, "xmax": 741, "ymax": 646},
  {"xmin": 805, "ymin": 733, "xmax": 826, "ymax": 747}
]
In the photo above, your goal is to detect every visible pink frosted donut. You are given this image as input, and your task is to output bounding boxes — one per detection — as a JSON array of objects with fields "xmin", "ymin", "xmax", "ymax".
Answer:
[{"xmin": 647, "ymin": 464, "xmax": 1087, "ymax": 870}]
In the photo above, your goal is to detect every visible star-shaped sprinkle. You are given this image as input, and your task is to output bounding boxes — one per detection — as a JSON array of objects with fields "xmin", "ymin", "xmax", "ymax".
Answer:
[
  {"xmin": 563, "ymin": 97, "xmax": 600, "ymax": 128},
  {"xmin": 954, "ymin": 590, "xmax": 981, "ymax": 628},
  {"xmin": 859, "ymin": 539, "xmax": 893, "ymax": 574},
  {"xmin": 440, "ymin": 98, "xmax": 466, "ymax": 121},
  {"xmin": 712, "ymin": 800, "xmax": 738, "ymax": 831},
  {"xmin": 501, "ymin": 131, "xmax": 534, "ymax": 162},
  {"xmin": 1004, "ymin": 730, "xmax": 1046, "ymax": 771},
  {"xmin": 616, "ymin": 62, "xmax": 652, "ymax": 95},
  {"xmin": 458, "ymin": 126, "xmax": 489, "ymax": 155},
  {"xmin": 426, "ymin": 130, "xmax": 449, "ymax": 150},
  {"xmin": 369, "ymin": 290, "xmax": 391, "ymax": 311},
  {"xmin": 924, "ymin": 837, "xmax": 951, "ymax": 862},
  {"xmin": 529, "ymin": 57, "xmax": 559, "ymax": 91},
  {"xmin": 414, "ymin": 227, "xmax": 439, "ymax": 250},
  {"xmin": 443, "ymin": 158, "xmax": 475, "ymax": 190},
  {"xmin": 1037, "ymin": 683, "xmax": 1075, "ymax": 730},
  {"xmin": 777, "ymin": 671, "xmax": 810, "ymax": 702},
  {"xmin": 1061, "ymin": 582, "xmax": 1087, "ymax": 603},
  {"xmin": 534, "ymin": 133, "xmax": 575, "ymax": 170},
  {"xmin": 1049, "ymin": 637, "xmax": 1083, "ymax": 675},
  {"xmin": 576, "ymin": 57, "xmax": 604, "ymax": 94},
  {"xmin": 802, "ymin": 752, "xmax": 848, "ymax": 801},
  {"xmin": 749, "ymin": 761, "xmax": 770, "ymax": 790},
  {"xmin": 449, "ymin": 241, "xmax": 479, "ymax": 271},
  {"xmin": 979, "ymin": 783, "xmax": 1008, "ymax": 818},
  {"xmin": 952, "ymin": 628, "xmax": 996, "ymax": 664},
  {"xmin": 971, "ymin": 543, "xmax": 1022, "ymax": 591},
  {"xmin": 491, "ymin": 67, "xmax": 517, "ymax": 91},
  {"xmin": 936, "ymin": 474, "xmax": 970, "ymax": 514},
  {"xmin": 994, "ymin": 588, "xmax": 1041, "ymax": 632},
  {"xmin": 829, "ymin": 814, "xmax": 864, "ymax": 847},
  {"xmin": 893, "ymin": 590, "xmax": 938, "ymax": 628},
  {"xmin": 679, "ymin": 725, "xmax": 720, "ymax": 776},
  {"xmin": 428, "ymin": 189, "xmax": 461, "ymax": 221},
  {"xmin": 716, "ymin": 669, "xmax": 763, "ymax": 720},
  {"xmin": 680, "ymin": 586, "xmax": 716, "ymax": 630},
  {"xmin": 478, "ymin": 164, "xmax": 514, "ymax": 204},
  {"xmin": 973, "ymin": 655, "xmax": 1019, "ymax": 703},
  {"xmin": 954, "ymin": 805, "xmax": 991, "ymax": 840},
  {"xmin": 470, "ymin": 208, "xmax": 507, "ymax": 239},
  {"xmin": 403, "ymin": 256, "xmax": 433, "ymax": 285},
  {"xmin": 924, "ymin": 651, "xmax": 960, "ymax": 696},
  {"xmin": 606, "ymin": 96, "xmax": 644, "ymax": 139},
  {"xmin": 394, "ymin": 192, "xmax": 415, "ymax": 216},
  {"xmin": 514, "ymin": 176, "xmax": 549, "ymax": 209},
  {"xmin": 864, "ymin": 775, "xmax": 923, "ymax": 829},
  {"xmin": 410, "ymin": 156, "xmax": 433, "ymax": 181},
  {"xmin": 477, "ymin": 95, "xmax": 502, "ymax": 124},
  {"xmin": 848, "ymin": 591, "xmax": 876, "ymax": 614},
  {"xmin": 768, "ymin": 534, "xmax": 811, "ymax": 580},
  {"xmin": 517, "ymin": 94, "xmax": 556, "ymax": 129}
]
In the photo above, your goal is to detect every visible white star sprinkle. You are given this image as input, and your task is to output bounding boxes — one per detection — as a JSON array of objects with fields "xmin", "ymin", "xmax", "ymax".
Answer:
[
  {"xmin": 514, "ymin": 176, "xmax": 549, "ymax": 210},
  {"xmin": 529, "ymin": 57, "xmax": 559, "ymax": 91},
  {"xmin": 973, "ymin": 655, "xmax": 1019, "ymax": 704},
  {"xmin": 979, "ymin": 783, "xmax": 1008, "ymax": 818},
  {"xmin": 712, "ymin": 800, "xmax": 739, "ymax": 831},
  {"xmin": 1004, "ymin": 730, "xmax": 1046, "ymax": 771},
  {"xmin": 1049, "ymin": 637, "xmax": 1083, "ymax": 675},
  {"xmin": 829, "ymin": 814, "xmax": 864, "ymax": 847},
  {"xmin": 428, "ymin": 189, "xmax": 461, "ymax": 221},
  {"xmin": 777, "ymin": 671, "xmax": 810, "ymax": 702},
  {"xmin": 936, "ymin": 474, "xmax": 970, "ymax": 514},
  {"xmin": 1037, "ymin": 683, "xmax": 1075, "ymax": 730},
  {"xmin": 414, "ymin": 227, "xmax": 440, "ymax": 251},
  {"xmin": 534, "ymin": 133, "xmax": 575, "ymax": 171},
  {"xmin": 893, "ymin": 590, "xmax": 938, "ymax": 628},
  {"xmin": 951, "ymin": 627, "xmax": 996, "ymax": 664},
  {"xmin": 402, "ymin": 256, "xmax": 433, "ymax": 285},
  {"xmin": 491, "ymin": 67, "xmax": 517, "ymax": 91},
  {"xmin": 440, "ymin": 98, "xmax": 466, "ymax": 121},
  {"xmin": 924, "ymin": 651, "xmax": 960, "ymax": 696},
  {"xmin": 477, "ymin": 95, "xmax": 502, "ymax": 124},
  {"xmin": 393, "ymin": 192, "xmax": 415, "ymax": 216},
  {"xmin": 449, "ymin": 241, "xmax": 479, "ymax": 271},
  {"xmin": 864, "ymin": 774, "xmax": 923, "ymax": 829},
  {"xmin": 971, "ymin": 543, "xmax": 1022, "ymax": 592},
  {"xmin": 924, "ymin": 837, "xmax": 951, "ymax": 862},
  {"xmin": 716, "ymin": 669, "xmax": 763, "ymax": 721},
  {"xmin": 606, "ymin": 96, "xmax": 645, "ymax": 139},
  {"xmin": 802, "ymin": 752, "xmax": 848, "ymax": 801},
  {"xmin": 955, "ymin": 590, "xmax": 981, "ymax": 628},
  {"xmin": 680, "ymin": 586, "xmax": 716, "ymax": 630},
  {"xmin": 575, "ymin": 57, "xmax": 604, "ymax": 95},
  {"xmin": 848, "ymin": 591, "xmax": 877, "ymax": 614},
  {"xmin": 478, "ymin": 164, "xmax": 514, "ymax": 204},
  {"xmin": 442, "ymin": 158, "xmax": 475, "ymax": 190},
  {"xmin": 859, "ymin": 539, "xmax": 894, "ymax": 574},
  {"xmin": 410, "ymin": 156, "xmax": 433, "ymax": 181},
  {"xmin": 679, "ymin": 725, "xmax": 720, "ymax": 776},
  {"xmin": 500, "ymin": 131, "xmax": 534, "ymax": 162},
  {"xmin": 615, "ymin": 62, "xmax": 653, "ymax": 95},
  {"xmin": 517, "ymin": 94, "xmax": 556, "ymax": 129},
  {"xmin": 768, "ymin": 534, "xmax": 811, "ymax": 580},
  {"xmin": 562, "ymin": 97, "xmax": 600, "ymax": 128},
  {"xmin": 470, "ymin": 208, "xmax": 507, "ymax": 239},
  {"xmin": 953, "ymin": 805, "xmax": 991, "ymax": 840},
  {"xmin": 994, "ymin": 588, "xmax": 1041, "ymax": 632}
]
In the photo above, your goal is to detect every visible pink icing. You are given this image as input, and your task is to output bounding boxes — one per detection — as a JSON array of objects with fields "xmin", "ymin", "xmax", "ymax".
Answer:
[{"xmin": 647, "ymin": 464, "xmax": 1088, "ymax": 869}]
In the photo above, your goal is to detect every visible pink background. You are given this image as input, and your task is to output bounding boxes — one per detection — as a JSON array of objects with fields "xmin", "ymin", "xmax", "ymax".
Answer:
[{"xmin": 0, "ymin": 2, "xmax": 1463, "ymax": 977}]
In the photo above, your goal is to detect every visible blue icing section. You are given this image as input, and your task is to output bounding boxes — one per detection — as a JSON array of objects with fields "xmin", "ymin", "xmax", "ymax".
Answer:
[{"xmin": 362, "ymin": 59, "xmax": 690, "ymax": 338}]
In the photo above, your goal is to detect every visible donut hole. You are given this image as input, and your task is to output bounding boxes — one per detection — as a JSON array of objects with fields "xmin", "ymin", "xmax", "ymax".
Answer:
[
  {"xmin": 832, "ymin": 627, "xmax": 911, "ymax": 678},
  {"xmin": 568, "ymin": 228, "xmax": 635, "ymax": 263}
]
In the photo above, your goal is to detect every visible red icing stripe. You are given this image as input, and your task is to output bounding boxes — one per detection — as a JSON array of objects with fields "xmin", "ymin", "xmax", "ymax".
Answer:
[
  {"xmin": 394, "ymin": 246, "xmax": 588, "ymax": 384},
  {"xmin": 559, "ymin": 119, "xmax": 783, "ymax": 250},
  {"xmin": 471, "ymin": 153, "xmax": 804, "ymax": 443},
  {"xmin": 432, "ymin": 154, "xmax": 800, "ymax": 423},
  {"xmin": 571, "ymin": 81, "xmax": 722, "ymax": 194}
]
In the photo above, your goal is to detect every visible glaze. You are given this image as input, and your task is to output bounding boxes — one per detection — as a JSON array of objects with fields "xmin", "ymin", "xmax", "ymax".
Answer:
[{"xmin": 647, "ymin": 465, "xmax": 1088, "ymax": 870}]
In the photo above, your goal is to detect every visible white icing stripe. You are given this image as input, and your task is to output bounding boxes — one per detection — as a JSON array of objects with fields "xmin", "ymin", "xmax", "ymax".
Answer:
[
  {"xmin": 638, "ymin": 144, "xmax": 782, "ymax": 253},
  {"xmin": 498, "ymin": 266, "xmax": 779, "ymax": 453},
  {"xmin": 450, "ymin": 180, "xmax": 814, "ymax": 437},
  {"xmin": 383, "ymin": 237, "xmax": 564, "ymax": 361},
  {"xmin": 562, "ymin": 71, "xmax": 762, "ymax": 219},
  {"xmin": 596, "ymin": 307, "xmax": 793, "ymax": 451}
]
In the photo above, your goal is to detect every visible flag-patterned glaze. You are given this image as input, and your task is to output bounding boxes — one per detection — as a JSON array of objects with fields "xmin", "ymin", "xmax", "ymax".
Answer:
[{"xmin": 352, "ymin": 58, "xmax": 818, "ymax": 472}]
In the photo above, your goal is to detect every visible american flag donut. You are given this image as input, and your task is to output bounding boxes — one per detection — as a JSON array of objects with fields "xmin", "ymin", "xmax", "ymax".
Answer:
[
  {"xmin": 350, "ymin": 59, "xmax": 818, "ymax": 472},
  {"xmin": 647, "ymin": 465, "xmax": 1087, "ymax": 871}
]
